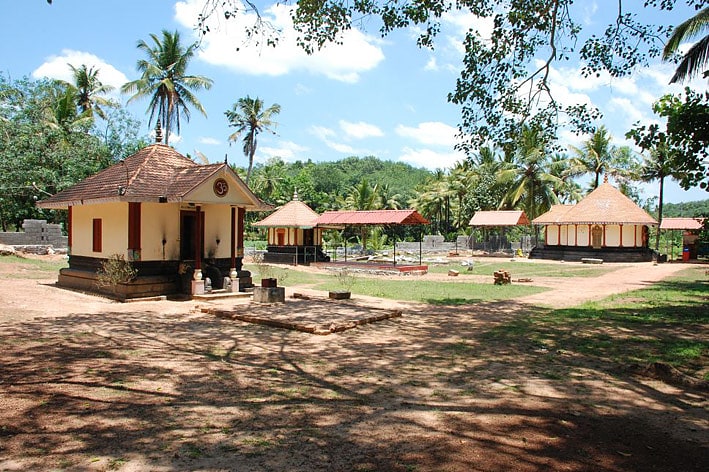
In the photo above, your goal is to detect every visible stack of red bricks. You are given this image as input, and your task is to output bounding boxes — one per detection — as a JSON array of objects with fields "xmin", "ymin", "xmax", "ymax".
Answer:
[{"xmin": 493, "ymin": 269, "xmax": 511, "ymax": 285}]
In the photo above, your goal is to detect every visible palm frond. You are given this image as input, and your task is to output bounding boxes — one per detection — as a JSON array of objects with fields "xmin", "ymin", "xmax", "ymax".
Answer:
[{"xmin": 669, "ymin": 34, "xmax": 709, "ymax": 83}]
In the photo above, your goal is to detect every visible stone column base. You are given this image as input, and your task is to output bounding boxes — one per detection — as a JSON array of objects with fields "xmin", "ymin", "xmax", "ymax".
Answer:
[{"xmin": 191, "ymin": 279, "xmax": 205, "ymax": 295}]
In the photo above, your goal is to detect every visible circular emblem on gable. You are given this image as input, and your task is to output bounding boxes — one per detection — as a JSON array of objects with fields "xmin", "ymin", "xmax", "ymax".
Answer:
[{"xmin": 213, "ymin": 178, "xmax": 229, "ymax": 197}]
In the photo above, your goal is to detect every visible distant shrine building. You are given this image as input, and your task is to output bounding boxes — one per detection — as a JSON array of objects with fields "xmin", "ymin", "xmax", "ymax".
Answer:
[
  {"xmin": 530, "ymin": 179, "xmax": 657, "ymax": 262},
  {"xmin": 252, "ymin": 192, "xmax": 330, "ymax": 265}
]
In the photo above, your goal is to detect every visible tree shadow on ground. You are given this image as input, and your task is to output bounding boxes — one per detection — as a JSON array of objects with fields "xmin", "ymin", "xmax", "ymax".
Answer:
[{"xmin": 0, "ymin": 293, "xmax": 707, "ymax": 471}]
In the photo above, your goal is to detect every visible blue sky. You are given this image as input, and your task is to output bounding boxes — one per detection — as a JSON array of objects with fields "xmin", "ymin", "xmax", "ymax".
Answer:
[{"xmin": 2, "ymin": 0, "xmax": 707, "ymax": 204}]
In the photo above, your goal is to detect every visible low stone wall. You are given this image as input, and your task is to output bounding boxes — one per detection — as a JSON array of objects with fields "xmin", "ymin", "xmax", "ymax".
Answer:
[{"xmin": 0, "ymin": 220, "xmax": 68, "ymax": 248}]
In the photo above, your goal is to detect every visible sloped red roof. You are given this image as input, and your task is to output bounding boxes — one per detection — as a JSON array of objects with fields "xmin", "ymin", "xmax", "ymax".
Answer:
[
  {"xmin": 660, "ymin": 217, "xmax": 705, "ymax": 230},
  {"xmin": 533, "ymin": 183, "xmax": 657, "ymax": 225},
  {"xmin": 469, "ymin": 210, "xmax": 530, "ymax": 226},
  {"xmin": 252, "ymin": 199, "xmax": 320, "ymax": 228},
  {"xmin": 37, "ymin": 144, "xmax": 268, "ymax": 210},
  {"xmin": 315, "ymin": 209, "xmax": 429, "ymax": 227},
  {"xmin": 532, "ymin": 204, "xmax": 575, "ymax": 224}
]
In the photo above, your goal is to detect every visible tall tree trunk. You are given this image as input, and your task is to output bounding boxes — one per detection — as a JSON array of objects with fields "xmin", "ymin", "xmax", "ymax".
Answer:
[{"xmin": 655, "ymin": 176, "xmax": 665, "ymax": 251}]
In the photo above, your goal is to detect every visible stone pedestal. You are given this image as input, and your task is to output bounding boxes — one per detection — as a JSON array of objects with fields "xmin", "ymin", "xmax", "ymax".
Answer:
[
  {"xmin": 191, "ymin": 279, "xmax": 205, "ymax": 295},
  {"xmin": 253, "ymin": 286, "xmax": 285, "ymax": 303}
]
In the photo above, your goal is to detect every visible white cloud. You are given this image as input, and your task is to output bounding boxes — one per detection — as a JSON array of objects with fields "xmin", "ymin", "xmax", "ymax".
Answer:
[
  {"xmin": 442, "ymin": 10, "xmax": 494, "ymax": 40},
  {"xmin": 199, "ymin": 137, "xmax": 221, "ymax": 145},
  {"xmin": 175, "ymin": 0, "xmax": 384, "ymax": 83},
  {"xmin": 558, "ymin": 129, "xmax": 586, "ymax": 151},
  {"xmin": 582, "ymin": 2, "xmax": 599, "ymax": 25},
  {"xmin": 259, "ymin": 140, "xmax": 309, "ymax": 161},
  {"xmin": 32, "ymin": 49, "xmax": 128, "ymax": 94},
  {"xmin": 294, "ymin": 83, "xmax": 312, "ymax": 96},
  {"xmin": 328, "ymin": 142, "xmax": 357, "ymax": 154},
  {"xmin": 309, "ymin": 125, "xmax": 336, "ymax": 140},
  {"xmin": 398, "ymin": 146, "xmax": 463, "ymax": 170},
  {"xmin": 424, "ymin": 56, "xmax": 439, "ymax": 71},
  {"xmin": 395, "ymin": 121, "xmax": 459, "ymax": 147},
  {"xmin": 308, "ymin": 124, "xmax": 358, "ymax": 154},
  {"xmin": 607, "ymin": 96, "xmax": 646, "ymax": 131},
  {"xmin": 339, "ymin": 120, "xmax": 384, "ymax": 139}
]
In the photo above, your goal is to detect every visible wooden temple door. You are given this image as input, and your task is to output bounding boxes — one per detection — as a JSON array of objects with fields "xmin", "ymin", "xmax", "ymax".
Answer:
[
  {"xmin": 591, "ymin": 225, "xmax": 603, "ymax": 249},
  {"xmin": 180, "ymin": 210, "xmax": 205, "ymax": 260}
]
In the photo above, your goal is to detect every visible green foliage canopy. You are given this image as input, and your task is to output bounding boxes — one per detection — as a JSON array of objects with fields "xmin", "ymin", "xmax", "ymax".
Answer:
[
  {"xmin": 0, "ymin": 76, "xmax": 146, "ymax": 231},
  {"xmin": 195, "ymin": 0, "xmax": 701, "ymax": 150},
  {"xmin": 627, "ymin": 88, "xmax": 709, "ymax": 191}
]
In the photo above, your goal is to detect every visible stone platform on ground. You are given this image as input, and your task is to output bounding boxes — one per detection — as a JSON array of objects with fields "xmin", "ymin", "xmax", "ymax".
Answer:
[{"xmin": 207, "ymin": 296, "xmax": 402, "ymax": 335}]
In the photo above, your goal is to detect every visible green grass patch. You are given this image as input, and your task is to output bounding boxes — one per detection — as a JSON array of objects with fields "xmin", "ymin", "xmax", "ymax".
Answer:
[
  {"xmin": 0, "ymin": 254, "xmax": 67, "ymax": 278},
  {"xmin": 428, "ymin": 260, "xmax": 612, "ymax": 278},
  {"xmin": 249, "ymin": 264, "xmax": 548, "ymax": 304},
  {"xmin": 484, "ymin": 268, "xmax": 708, "ymax": 376}
]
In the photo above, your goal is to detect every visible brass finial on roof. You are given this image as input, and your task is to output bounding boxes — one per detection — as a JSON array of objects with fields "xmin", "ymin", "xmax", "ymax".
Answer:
[
  {"xmin": 155, "ymin": 119, "xmax": 163, "ymax": 144},
  {"xmin": 603, "ymin": 174, "xmax": 608, "ymax": 184},
  {"xmin": 293, "ymin": 189, "xmax": 299, "ymax": 201}
]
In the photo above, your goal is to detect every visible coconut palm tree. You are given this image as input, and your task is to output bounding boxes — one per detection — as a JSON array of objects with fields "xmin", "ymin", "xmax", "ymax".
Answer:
[
  {"xmin": 44, "ymin": 84, "xmax": 92, "ymax": 135},
  {"xmin": 225, "ymin": 96, "xmax": 281, "ymax": 185},
  {"xmin": 497, "ymin": 126, "xmax": 561, "ymax": 221},
  {"xmin": 410, "ymin": 180, "xmax": 449, "ymax": 235},
  {"xmin": 121, "ymin": 30, "xmax": 213, "ymax": 145},
  {"xmin": 339, "ymin": 179, "xmax": 380, "ymax": 252},
  {"xmin": 448, "ymin": 162, "xmax": 476, "ymax": 231},
  {"xmin": 376, "ymin": 183, "xmax": 402, "ymax": 210},
  {"xmin": 251, "ymin": 159, "xmax": 286, "ymax": 203},
  {"xmin": 66, "ymin": 64, "xmax": 115, "ymax": 119},
  {"xmin": 548, "ymin": 153, "xmax": 583, "ymax": 204},
  {"xmin": 641, "ymin": 143, "xmax": 684, "ymax": 251},
  {"xmin": 566, "ymin": 126, "xmax": 620, "ymax": 189},
  {"xmin": 663, "ymin": 7, "xmax": 709, "ymax": 83}
]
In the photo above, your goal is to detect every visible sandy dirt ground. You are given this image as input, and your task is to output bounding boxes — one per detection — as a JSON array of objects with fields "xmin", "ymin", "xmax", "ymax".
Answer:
[{"xmin": 0, "ymin": 256, "xmax": 706, "ymax": 471}]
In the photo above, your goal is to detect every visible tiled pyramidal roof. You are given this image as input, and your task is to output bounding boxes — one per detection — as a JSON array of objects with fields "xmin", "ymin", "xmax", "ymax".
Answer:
[
  {"xmin": 253, "ymin": 199, "xmax": 321, "ymax": 228},
  {"xmin": 38, "ymin": 144, "xmax": 224, "ymax": 207},
  {"xmin": 533, "ymin": 182, "xmax": 657, "ymax": 225}
]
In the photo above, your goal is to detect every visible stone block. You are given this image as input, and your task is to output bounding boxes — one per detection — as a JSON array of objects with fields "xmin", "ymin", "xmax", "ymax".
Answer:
[
  {"xmin": 328, "ymin": 290, "xmax": 351, "ymax": 300},
  {"xmin": 191, "ymin": 279, "xmax": 205, "ymax": 295},
  {"xmin": 253, "ymin": 286, "xmax": 285, "ymax": 303}
]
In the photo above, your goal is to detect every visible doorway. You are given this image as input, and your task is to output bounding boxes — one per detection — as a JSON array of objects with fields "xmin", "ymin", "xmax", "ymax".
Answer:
[
  {"xmin": 180, "ymin": 211, "xmax": 204, "ymax": 260},
  {"xmin": 591, "ymin": 225, "xmax": 603, "ymax": 249}
]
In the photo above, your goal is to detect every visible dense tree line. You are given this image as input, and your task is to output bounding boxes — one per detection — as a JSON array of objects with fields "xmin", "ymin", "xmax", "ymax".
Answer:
[
  {"xmin": 244, "ymin": 155, "xmax": 432, "ymax": 212},
  {"xmin": 0, "ymin": 76, "xmax": 147, "ymax": 231},
  {"xmin": 662, "ymin": 200, "xmax": 709, "ymax": 218}
]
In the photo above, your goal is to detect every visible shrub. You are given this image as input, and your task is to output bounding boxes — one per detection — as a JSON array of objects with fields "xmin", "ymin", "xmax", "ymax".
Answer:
[
  {"xmin": 334, "ymin": 268, "xmax": 357, "ymax": 292},
  {"xmin": 96, "ymin": 254, "xmax": 137, "ymax": 293}
]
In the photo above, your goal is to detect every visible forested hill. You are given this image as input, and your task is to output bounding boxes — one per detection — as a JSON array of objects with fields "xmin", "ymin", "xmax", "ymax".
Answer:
[
  {"xmin": 662, "ymin": 199, "xmax": 709, "ymax": 218},
  {"xmin": 244, "ymin": 156, "xmax": 434, "ymax": 212}
]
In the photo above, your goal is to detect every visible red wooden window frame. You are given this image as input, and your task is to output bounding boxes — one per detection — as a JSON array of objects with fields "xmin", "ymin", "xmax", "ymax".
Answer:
[
  {"xmin": 128, "ymin": 202, "xmax": 141, "ymax": 250},
  {"xmin": 92, "ymin": 218, "xmax": 102, "ymax": 252}
]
